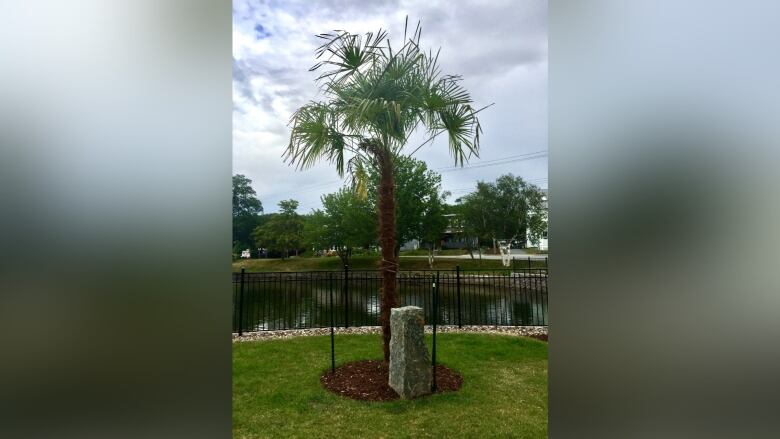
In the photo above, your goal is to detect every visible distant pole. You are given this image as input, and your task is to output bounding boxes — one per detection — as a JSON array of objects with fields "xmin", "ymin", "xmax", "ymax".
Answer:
[
  {"xmin": 432, "ymin": 271, "xmax": 438, "ymax": 392},
  {"xmin": 329, "ymin": 271, "xmax": 335, "ymax": 373},
  {"xmin": 238, "ymin": 268, "xmax": 245, "ymax": 336}
]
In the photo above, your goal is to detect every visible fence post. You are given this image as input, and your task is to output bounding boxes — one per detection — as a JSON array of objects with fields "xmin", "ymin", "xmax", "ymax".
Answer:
[
  {"xmin": 456, "ymin": 265, "xmax": 462, "ymax": 329},
  {"xmin": 344, "ymin": 264, "xmax": 349, "ymax": 328},
  {"xmin": 238, "ymin": 268, "xmax": 245, "ymax": 336},
  {"xmin": 544, "ymin": 256, "xmax": 548, "ymax": 270},
  {"xmin": 527, "ymin": 256, "xmax": 532, "ymax": 270},
  {"xmin": 432, "ymin": 271, "xmax": 438, "ymax": 392},
  {"xmin": 329, "ymin": 271, "xmax": 335, "ymax": 373}
]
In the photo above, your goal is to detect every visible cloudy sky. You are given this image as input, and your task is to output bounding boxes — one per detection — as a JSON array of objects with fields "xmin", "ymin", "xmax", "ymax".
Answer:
[{"xmin": 233, "ymin": 0, "xmax": 547, "ymax": 213}]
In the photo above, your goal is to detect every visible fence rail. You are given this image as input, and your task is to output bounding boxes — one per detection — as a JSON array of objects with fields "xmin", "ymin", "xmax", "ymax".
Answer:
[{"xmin": 233, "ymin": 264, "xmax": 548, "ymax": 334}]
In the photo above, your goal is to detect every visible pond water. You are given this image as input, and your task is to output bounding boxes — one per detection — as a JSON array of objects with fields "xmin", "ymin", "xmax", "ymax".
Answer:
[{"xmin": 234, "ymin": 271, "xmax": 548, "ymax": 332}]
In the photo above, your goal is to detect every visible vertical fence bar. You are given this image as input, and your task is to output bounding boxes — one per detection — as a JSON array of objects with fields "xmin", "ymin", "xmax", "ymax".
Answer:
[
  {"xmin": 478, "ymin": 268, "xmax": 484, "ymax": 325},
  {"xmin": 545, "ymin": 268, "xmax": 549, "ymax": 325},
  {"xmin": 432, "ymin": 271, "xmax": 438, "ymax": 392},
  {"xmin": 539, "ymin": 270, "xmax": 548, "ymax": 326},
  {"xmin": 344, "ymin": 264, "xmax": 349, "ymax": 328},
  {"xmin": 456, "ymin": 265, "xmax": 462, "ymax": 329},
  {"xmin": 527, "ymin": 256, "xmax": 532, "ymax": 270},
  {"xmin": 238, "ymin": 268, "xmax": 245, "ymax": 336},
  {"xmin": 538, "ymin": 268, "xmax": 543, "ymax": 325},
  {"xmin": 264, "ymin": 274, "xmax": 269, "ymax": 330},
  {"xmin": 329, "ymin": 271, "xmax": 335, "ymax": 373},
  {"xmin": 292, "ymin": 273, "xmax": 297, "ymax": 329},
  {"xmin": 253, "ymin": 274, "xmax": 260, "ymax": 331},
  {"xmin": 534, "ymin": 268, "xmax": 544, "ymax": 325}
]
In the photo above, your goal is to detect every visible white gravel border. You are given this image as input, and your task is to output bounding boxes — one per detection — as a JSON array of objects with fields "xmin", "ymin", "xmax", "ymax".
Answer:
[{"xmin": 233, "ymin": 325, "xmax": 547, "ymax": 342}]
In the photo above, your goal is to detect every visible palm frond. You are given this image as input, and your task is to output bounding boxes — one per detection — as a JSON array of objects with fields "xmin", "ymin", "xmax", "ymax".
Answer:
[
  {"xmin": 285, "ymin": 102, "xmax": 351, "ymax": 176},
  {"xmin": 289, "ymin": 19, "xmax": 488, "ymax": 174},
  {"xmin": 312, "ymin": 29, "xmax": 388, "ymax": 82}
]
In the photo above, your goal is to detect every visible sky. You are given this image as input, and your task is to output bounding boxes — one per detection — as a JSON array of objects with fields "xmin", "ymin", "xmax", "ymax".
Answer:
[{"xmin": 233, "ymin": 0, "xmax": 547, "ymax": 213}]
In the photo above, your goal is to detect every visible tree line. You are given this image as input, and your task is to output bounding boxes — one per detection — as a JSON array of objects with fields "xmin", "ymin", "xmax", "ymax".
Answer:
[{"xmin": 233, "ymin": 158, "xmax": 546, "ymax": 266}]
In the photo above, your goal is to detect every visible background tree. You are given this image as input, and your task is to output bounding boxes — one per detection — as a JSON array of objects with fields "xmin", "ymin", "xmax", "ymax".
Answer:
[
  {"xmin": 418, "ymin": 189, "xmax": 450, "ymax": 268},
  {"xmin": 251, "ymin": 200, "xmax": 303, "ymax": 259},
  {"xmin": 367, "ymin": 155, "xmax": 447, "ymax": 256},
  {"xmin": 450, "ymin": 201, "xmax": 478, "ymax": 259},
  {"xmin": 307, "ymin": 188, "xmax": 377, "ymax": 266},
  {"xmin": 233, "ymin": 174, "xmax": 263, "ymax": 216},
  {"xmin": 302, "ymin": 210, "xmax": 330, "ymax": 255},
  {"xmin": 491, "ymin": 174, "xmax": 544, "ymax": 246},
  {"xmin": 525, "ymin": 190, "xmax": 547, "ymax": 247},
  {"xmin": 285, "ymin": 21, "xmax": 484, "ymax": 361},
  {"xmin": 458, "ymin": 183, "xmax": 496, "ymax": 261},
  {"xmin": 459, "ymin": 174, "xmax": 545, "ymax": 255},
  {"xmin": 232, "ymin": 174, "xmax": 264, "ymax": 255}
]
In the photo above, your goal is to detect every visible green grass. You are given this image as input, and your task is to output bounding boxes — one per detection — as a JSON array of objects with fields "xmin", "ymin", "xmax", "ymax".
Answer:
[
  {"xmin": 233, "ymin": 255, "xmax": 547, "ymax": 272},
  {"xmin": 233, "ymin": 333, "xmax": 547, "ymax": 438}
]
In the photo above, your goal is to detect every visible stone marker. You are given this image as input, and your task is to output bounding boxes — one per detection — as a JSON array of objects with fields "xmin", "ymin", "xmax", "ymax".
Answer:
[{"xmin": 388, "ymin": 306, "xmax": 432, "ymax": 399}]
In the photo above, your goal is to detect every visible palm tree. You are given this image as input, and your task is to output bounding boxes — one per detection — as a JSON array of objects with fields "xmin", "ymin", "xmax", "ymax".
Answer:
[{"xmin": 285, "ymin": 20, "xmax": 485, "ymax": 361}]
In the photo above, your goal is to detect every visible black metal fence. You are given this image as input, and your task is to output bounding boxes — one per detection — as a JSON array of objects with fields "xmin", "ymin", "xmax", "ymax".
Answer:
[{"xmin": 233, "ymin": 264, "xmax": 548, "ymax": 334}]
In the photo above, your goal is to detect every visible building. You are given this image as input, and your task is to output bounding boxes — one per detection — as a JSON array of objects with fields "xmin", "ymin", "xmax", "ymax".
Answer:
[
  {"xmin": 440, "ymin": 213, "xmax": 475, "ymax": 249},
  {"xmin": 400, "ymin": 214, "xmax": 474, "ymax": 251}
]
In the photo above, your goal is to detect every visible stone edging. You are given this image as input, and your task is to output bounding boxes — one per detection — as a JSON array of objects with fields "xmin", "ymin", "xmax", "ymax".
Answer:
[{"xmin": 233, "ymin": 325, "xmax": 547, "ymax": 343}]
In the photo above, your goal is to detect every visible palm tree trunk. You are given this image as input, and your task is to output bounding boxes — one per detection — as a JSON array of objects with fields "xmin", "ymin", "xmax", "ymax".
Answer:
[{"xmin": 377, "ymin": 152, "xmax": 397, "ymax": 362}]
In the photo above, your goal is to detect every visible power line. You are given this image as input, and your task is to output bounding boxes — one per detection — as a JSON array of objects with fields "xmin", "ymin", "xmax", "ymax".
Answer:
[
  {"xmin": 434, "ymin": 150, "xmax": 548, "ymax": 172},
  {"xmin": 441, "ymin": 154, "xmax": 548, "ymax": 172},
  {"xmin": 437, "ymin": 153, "xmax": 547, "ymax": 173}
]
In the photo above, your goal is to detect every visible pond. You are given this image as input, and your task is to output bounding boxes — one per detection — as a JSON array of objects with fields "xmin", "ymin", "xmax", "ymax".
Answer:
[{"xmin": 233, "ymin": 270, "xmax": 548, "ymax": 332}]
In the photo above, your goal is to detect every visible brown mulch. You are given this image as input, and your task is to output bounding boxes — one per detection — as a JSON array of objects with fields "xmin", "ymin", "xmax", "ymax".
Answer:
[
  {"xmin": 527, "ymin": 333, "xmax": 548, "ymax": 342},
  {"xmin": 320, "ymin": 360, "xmax": 463, "ymax": 401}
]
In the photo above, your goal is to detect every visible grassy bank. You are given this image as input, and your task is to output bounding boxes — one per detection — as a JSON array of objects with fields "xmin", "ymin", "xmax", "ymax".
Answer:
[
  {"xmin": 232, "ymin": 255, "xmax": 547, "ymax": 272},
  {"xmin": 233, "ymin": 333, "xmax": 547, "ymax": 438}
]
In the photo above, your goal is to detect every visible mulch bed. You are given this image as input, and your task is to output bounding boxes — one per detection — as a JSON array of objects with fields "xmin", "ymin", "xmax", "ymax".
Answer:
[
  {"xmin": 320, "ymin": 360, "xmax": 463, "ymax": 401},
  {"xmin": 527, "ymin": 333, "xmax": 548, "ymax": 342}
]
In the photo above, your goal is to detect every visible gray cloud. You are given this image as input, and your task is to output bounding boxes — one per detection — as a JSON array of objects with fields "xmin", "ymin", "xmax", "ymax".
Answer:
[{"xmin": 271, "ymin": 0, "xmax": 402, "ymax": 20}]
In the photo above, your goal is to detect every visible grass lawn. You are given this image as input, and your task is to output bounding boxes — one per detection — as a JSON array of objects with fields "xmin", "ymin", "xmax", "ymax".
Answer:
[
  {"xmin": 233, "ymin": 333, "xmax": 547, "ymax": 438},
  {"xmin": 232, "ymin": 255, "xmax": 547, "ymax": 272}
]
